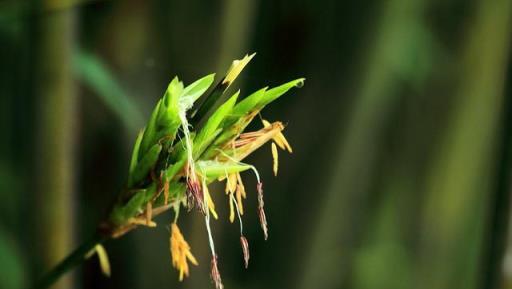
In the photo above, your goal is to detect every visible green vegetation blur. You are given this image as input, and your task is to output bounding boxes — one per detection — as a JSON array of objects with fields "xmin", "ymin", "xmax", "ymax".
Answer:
[{"xmin": 1, "ymin": 0, "xmax": 512, "ymax": 288}]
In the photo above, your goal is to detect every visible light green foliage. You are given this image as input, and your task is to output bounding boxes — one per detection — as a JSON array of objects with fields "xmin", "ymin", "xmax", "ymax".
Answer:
[
  {"xmin": 258, "ymin": 78, "xmax": 305, "ymax": 107},
  {"xmin": 193, "ymin": 91, "xmax": 239, "ymax": 158},
  {"xmin": 128, "ymin": 130, "xmax": 144, "ymax": 177},
  {"xmin": 181, "ymin": 74, "xmax": 215, "ymax": 104},
  {"xmin": 128, "ymin": 143, "xmax": 162, "ymax": 187},
  {"xmin": 138, "ymin": 99, "xmax": 163, "ymax": 159}
]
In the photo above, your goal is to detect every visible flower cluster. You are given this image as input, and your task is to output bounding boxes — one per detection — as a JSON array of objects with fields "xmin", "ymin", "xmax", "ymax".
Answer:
[{"xmin": 100, "ymin": 54, "xmax": 304, "ymax": 288}]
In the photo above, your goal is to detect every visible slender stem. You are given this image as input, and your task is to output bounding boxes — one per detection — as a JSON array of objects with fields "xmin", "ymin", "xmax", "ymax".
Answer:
[{"xmin": 34, "ymin": 233, "xmax": 108, "ymax": 289}]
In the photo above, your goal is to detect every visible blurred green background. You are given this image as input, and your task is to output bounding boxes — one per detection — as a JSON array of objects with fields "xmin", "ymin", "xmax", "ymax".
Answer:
[{"xmin": 1, "ymin": 0, "xmax": 512, "ymax": 289}]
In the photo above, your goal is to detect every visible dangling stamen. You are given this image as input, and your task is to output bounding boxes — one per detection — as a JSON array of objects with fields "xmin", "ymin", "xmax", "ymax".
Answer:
[
  {"xmin": 235, "ymin": 173, "xmax": 245, "ymax": 215},
  {"xmin": 230, "ymin": 193, "xmax": 244, "ymax": 235},
  {"xmin": 236, "ymin": 184, "xmax": 244, "ymax": 215},
  {"xmin": 236, "ymin": 172, "xmax": 246, "ymax": 199},
  {"xmin": 210, "ymin": 254, "xmax": 223, "ymax": 289},
  {"xmin": 185, "ymin": 164, "xmax": 204, "ymax": 213},
  {"xmin": 203, "ymin": 182, "xmax": 218, "ymax": 220},
  {"xmin": 222, "ymin": 170, "xmax": 235, "ymax": 223},
  {"xmin": 216, "ymin": 150, "xmax": 265, "ymax": 237},
  {"xmin": 202, "ymin": 175, "xmax": 224, "ymax": 289},
  {"xmin": 225, "ymin": 173, "xmax": 237, "ymax": 195},
  {"xmin": 230, "ymin": 193, "xmax": 250, "ymax": 268},
  {"xmin": 271, "ymin": 142, "xmax": 278, "ymax": 176},
  {"xmin": 257, "ymin": 182, "xmax": 268, "ymax": 240},
  {"xmin": 229, "ymin": 194, "xmax": 235, "ymax": 223},
  {"xmin": 240, "ymin": 236, "xmax": 250, "ymax": 269},
  {"xmin": 202, "ymin": 179, "xmax": 217, "ymax": 256}
]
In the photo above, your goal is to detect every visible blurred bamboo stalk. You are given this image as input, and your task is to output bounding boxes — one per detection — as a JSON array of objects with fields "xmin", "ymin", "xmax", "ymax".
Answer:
[
  {"xmin": 215, "ymin": 0, "xmax": 257, "ymax": 74},
  {"xmin": 418, "ymin": 0, "xmax": 512, "ymax": 289},
  {"xmin": 298, "ymin": 0, "xmax": 426, "ymax": 288},
  {"xmin": 482, "ymin": 63, "xmax": 512, "ymax": 289},
  {"xmin": 35, "ymin": 1, "xmax": 77, "ymax": 289}
]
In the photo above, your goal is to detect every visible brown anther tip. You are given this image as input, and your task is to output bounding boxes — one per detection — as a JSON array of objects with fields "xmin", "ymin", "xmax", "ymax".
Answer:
[
  {"xmin": 258, "ymin": 207, "xmax": 269, "ymax": 240},
  {"xmin": 240, "ymin": 236, "xmax": 250, "ymax": 268},
  {"xmin": 257, "ymin": 182, "xmax": 263, "ymax": 195},
  {"xmin": 256, "ymin": 182, "xmax": 268, "ymax": 240},
  {"xmin": 210, "ymin": 255, "xmax": 224, "ymax": 289},
  {"xmin": 186, "ymin": 179, "xmax": 205, "ymax": 213}
]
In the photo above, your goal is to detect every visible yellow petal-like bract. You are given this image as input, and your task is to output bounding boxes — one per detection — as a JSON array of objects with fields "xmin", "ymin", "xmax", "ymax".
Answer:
[{"xmin": 223, "ymin": 53, "xmax": 256, "ymax": 86}]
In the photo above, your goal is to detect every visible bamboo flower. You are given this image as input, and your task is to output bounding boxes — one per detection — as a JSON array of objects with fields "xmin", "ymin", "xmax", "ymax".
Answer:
[{"xmin": 37, "ymin": 54, "xmax": 304, "ymax": 289}]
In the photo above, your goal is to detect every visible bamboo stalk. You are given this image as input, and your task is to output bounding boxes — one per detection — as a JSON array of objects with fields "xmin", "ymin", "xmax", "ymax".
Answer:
[{"xmin": 35, "ymin": 1, "xmax": 77, "ymax": 289}]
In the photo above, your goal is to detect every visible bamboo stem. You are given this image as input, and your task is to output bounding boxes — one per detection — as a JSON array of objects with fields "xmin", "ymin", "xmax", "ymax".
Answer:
[
  {"xmin": 33, "ymin": 234, "xmax": 108, "ymax": 289},
  {"xmin": 35, "ymin": 1, "xmax": 77, "ymax": 288}
]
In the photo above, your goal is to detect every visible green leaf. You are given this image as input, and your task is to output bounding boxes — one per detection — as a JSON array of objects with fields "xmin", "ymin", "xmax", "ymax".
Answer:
[
  {"xmin": 164, "ymin": 158, "xmax": 187, "ymax": 181},
  {"xmin": 73, "ymin": 51, "xmax": 143, "ymax": 131},
  {"xmin": 109, "ymin": 189, "xmax": 147, "ymax": 225},
  {"xmin": 155, "ymin": 77, "xmax": 183, "ymax": 143},
  {"xmin": 193, "ymin": 91, "xmax": 239, "ymax": 158},
  {"xmin": 200, "ymin": 79, "xmax": 303, "ymax": 160},
  {"xmin": 229, "ymin": 87, "xmax": 268, "ymax": 122},
  {"xmin": 258, "ymin": 78, "xmax": 305, "ymax": 107},
  {"xmin": 196, "ymin": 160, "xmax": 252, "ymax": 179},
  {"xmin": 168, "ymin": 132, "xmax": 196, "ymax": 164},
  {"xmin": 182, "ymin": 73, "xmax": 215, "ymax": 103},
  {"xmin": 201, "ymin": 112, "xmax": 256, "ymax": 160},
  {"xmin": 159, "ymin": 77, "xmax": 183, "ymax": 125},
  {"xmin": 179, "ymin": 74, "xmax": 215, "ymax": 110},
  {"xmin": 129, "ymin": 143, "xmax": 162, "ymax": 187},
  {"xmin": 128, "ymin": 129, "xmax": 144, "ymax": 176},
  {"xmin": 138, "ymin": 99, "xmax": 162, "ymax": 159}
]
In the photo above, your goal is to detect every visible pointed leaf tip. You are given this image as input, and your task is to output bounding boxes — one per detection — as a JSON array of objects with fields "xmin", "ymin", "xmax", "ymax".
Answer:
[
  {"xmin": 182, "ymin": 73, "xmax": 216, "ymax": 103},
  {"xmin": 222, "ymin": 53, "xmax": 256, "ymax": 86},
  {"xmin": 258, "ymin": 78, "xmax": 305, "ymax": 107}
]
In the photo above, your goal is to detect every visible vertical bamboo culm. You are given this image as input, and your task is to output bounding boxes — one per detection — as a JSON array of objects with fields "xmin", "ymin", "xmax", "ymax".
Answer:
[{"xmin": 35, "ymin": 1, "xmax": 77, "ymax": 289}]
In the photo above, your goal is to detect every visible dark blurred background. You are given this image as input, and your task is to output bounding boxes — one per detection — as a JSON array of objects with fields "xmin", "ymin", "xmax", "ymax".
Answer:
[{"xmin": 1, "ymin": 0, "xmax": 512, "ymax": 289}]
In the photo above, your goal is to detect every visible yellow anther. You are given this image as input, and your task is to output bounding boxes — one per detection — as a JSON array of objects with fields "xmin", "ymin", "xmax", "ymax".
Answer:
[
  {"xmin": 236, "ymin": 186, "xmax": 244, "ymax": 215},
  {"xmin": 170, "ymin": 223, "xmax": 198, "ymax": 281},
  {"xmin": 225, "ymin": 173, "xmax": 237, "ymax": 194},
  {"xmin": 271, "ymin": 142, "xmax": 278, "ymax": 176},
  {"xmin": 229, "ymin": 194, "xmax": 235, "ymax": 223},
  {"xmin": 236, "ymin": 173, "xmax": 246, "ymax": 199},
  {"xmin": 204, "ymin": 184, "xmax": 218, "ymax": 220}
]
